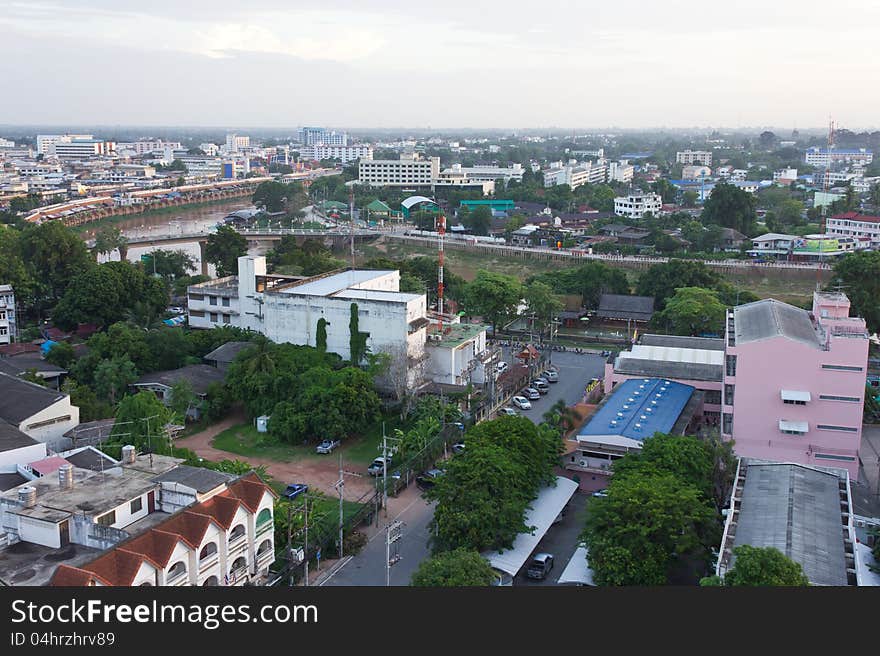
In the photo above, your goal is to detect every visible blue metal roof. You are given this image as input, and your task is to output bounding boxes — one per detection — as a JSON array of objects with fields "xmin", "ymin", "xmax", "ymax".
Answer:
[{"xmin": 579, "ymin": 378, "xmax": 694, "ymax": 441}]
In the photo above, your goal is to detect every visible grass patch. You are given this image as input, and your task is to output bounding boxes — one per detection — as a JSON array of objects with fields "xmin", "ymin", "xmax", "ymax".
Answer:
[
  {"xmin": 212, "ymin": 423, "xmax": 319, "ymax": 462},
  {"xmin": 210, "ymin": 411, "xmax": 407, "ymax": 466}
]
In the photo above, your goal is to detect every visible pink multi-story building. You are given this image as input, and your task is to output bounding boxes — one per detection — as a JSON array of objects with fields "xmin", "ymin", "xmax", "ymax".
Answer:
[{"xmin": 722, "ymin": 292, "xmax": 869, "ymax": 478}]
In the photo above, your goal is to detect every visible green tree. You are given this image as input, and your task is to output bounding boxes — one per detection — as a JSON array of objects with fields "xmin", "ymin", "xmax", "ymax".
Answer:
[
  {"xmin": 143, "ymin": 249, "xmax": 196, "ymax": 280},
  {"xmin": 169, "ymin": 378, "xmax": 198, "ymax": 422},
  {"xmin": 528, "ymin": 261, "xmax": 629, "ymax": 309},
  {"xmin": 91, "ymin": 226, "xmax": 128, "ymax": 259},
  {"xmin": 348, "ymin": 303, "xmax": 369, "ymax": 366},
  {"xmin": 700, "ymin": 182, "xmax": 757, "ymax": 235},
  {"xmin": 110, "ymin": 391, "xmax": 174, "ymax": 451},
  {"xmin": 410, "ymin": 549, "xmax": 497, "ymax": 586},
  {"xmin": 651, "ymin": 178, "xmax": 678, "ymax": 204},
  {"xmin": 719, "ymin": 545, "xmax": 810, "ymax": 586},
  {"xmin": 830, "ymin": 251, "xmax": 880, "ymax": 334},
  {"xmin": 657, "ymin": 287, "xmax": 726, "ymax": 336},
  {"xmin": 316, "ymin": 318, "xmax": 328, "ymax": 354},
  {"xmin": 636, "ymin": 260, "xmax": 721, "ymax": 311},
  {"xmin": 582, "ymin": 472, "xmax": 720, "ymax": 585},
  {"xmin": 464, "ymin": 270, "xmax": 522, "ymax": 334},
  {"xmin": 463, "ymin": 205, "xmax": 492, "ymax": 236},
  {"xmin": 204, "ymin": 225, "xmax": 247, "ymax": 277},
  {"xmin": 0, "ymin": 228, "xmax": 35, "ymax": 307},
  {"xmin": 19, "ymin": 220, "xmax": 94, "ymax": 312},
  {"xmin": 44, "ymin": 341, "xmax": 75, "ymax": 369},
  {"xmin": 252, "ymin": 180, "xmax": 289, "ymax": 213},
  {"xmin": 523, "ymin": 280, "xmax": 564, "ymax": 336},
  {"xmin": 93, "ymin": 355, "xmax": 138, "ymax": 404},
  {"xmin": 61, "ymin": 379, "xmax": 113, "ymax": 423}
]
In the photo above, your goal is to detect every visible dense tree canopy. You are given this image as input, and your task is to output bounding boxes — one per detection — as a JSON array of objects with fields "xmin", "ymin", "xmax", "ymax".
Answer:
[
  {"xmin": 830, "ymin": 251, "xmax": 880, "ymax": 335},
  {"xmin": 110, "ymin": 391, "xmax": 174, "ymax": 451},
  {"xmin": 656, "ymin": 287, "xmax": 726, "ymax": 336},
  {"xmin": 636, "ymin": 260, "xmax": 721, "ymax": 311},
  {"xmin": 528, "ymin": 261, "xmax": 629, "ymax": 309},
  {"xmin": 410, "ymin": 549, "xmax": 497, "ymax": 587},
  {"xmin": 700, "ymin": 182, "xmax": 757, "ymax": 235},
  {"xmin": 715, "ymin": 545, "xmax": 810, "ymax": 586},
  {"xmin": 463, "ymin": 270, "xmax": 522, "ymax": 334},
  {"xmin": 205, "ymin": 225, "xmax": 247, "ymax": 277},
  {"xmin": 19, "ymin": 221, "xmax": 94, "ymax": 311}
]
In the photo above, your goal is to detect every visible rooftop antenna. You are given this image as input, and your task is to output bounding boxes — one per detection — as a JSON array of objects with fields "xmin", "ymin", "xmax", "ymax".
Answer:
[
  {"xmin": 437, "ymin": 204, "xmax": 445, "ymax": 334},
  {"xmin": 349, "ymin": 185, "xmax": 355, "ymax": 269}
]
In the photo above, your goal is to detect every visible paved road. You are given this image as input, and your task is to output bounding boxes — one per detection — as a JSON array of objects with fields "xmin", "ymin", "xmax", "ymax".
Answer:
[
  {"xmin": 320, "ymin": 491, "xmax": 436, "ymax": 586},
  {"xmin": 513, "ymin": 491, "xmax": 591, "ymax": 586},
  {"xmin": 497, "ymin": 349, "xmax": 607, "ymax": 424}
]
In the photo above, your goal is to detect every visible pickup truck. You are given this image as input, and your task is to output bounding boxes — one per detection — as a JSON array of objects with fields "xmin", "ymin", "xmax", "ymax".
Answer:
[{"xmin": 315, "ymin": 439, "xmax": 341, "ymax": 454}]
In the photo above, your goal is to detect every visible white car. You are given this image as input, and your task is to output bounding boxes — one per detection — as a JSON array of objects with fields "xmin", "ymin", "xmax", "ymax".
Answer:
[
  {"xmin": 498, "ymin": 407, "xmax": 519, "ymax": 417},
  {"xmin": 544, "ymin": 370, "xmax": 559, "ymax": 382},
  {"xmin": 512, "ymin": 396, "xmax": 532, "ymax": 410},
  {"xmin": 524, "ymin": 388, "xmax": 540, "ymax": 400},
  {"xmin": 495, "ymin": 361, "xmax": 509, "ymax": 375}
]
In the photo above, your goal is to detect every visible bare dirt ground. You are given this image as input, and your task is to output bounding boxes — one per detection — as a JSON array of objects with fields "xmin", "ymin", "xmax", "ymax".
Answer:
[{"xmin": 176, "ymin": 413, "xmax": 375, "ymax": 499}]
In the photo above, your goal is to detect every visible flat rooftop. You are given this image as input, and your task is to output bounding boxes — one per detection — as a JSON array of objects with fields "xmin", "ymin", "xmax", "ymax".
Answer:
[
  {"xmin": 336, "ymin": 288, "xmax": 422, "ymax": 303},
  {"xmin": 0, "ymin": 541, "xmax": 103, "ymax": 587},
  {"xmin": 639, "ymin": 334, "xmax": 725, "ymax": 351},
  {"xmin": 279, "ymin": 270, "xmax": 396, "ymax": 297},
  {"xmin": 579, "ymin": 378, "xmax": 695, "ymax": 442},
  {"xmin": 152, "ymin": 464, "xmax": 234, "ymax": 493},
  {"xmin": 425, "ymin": 323, "xmax": 488, "ymax": 348}
]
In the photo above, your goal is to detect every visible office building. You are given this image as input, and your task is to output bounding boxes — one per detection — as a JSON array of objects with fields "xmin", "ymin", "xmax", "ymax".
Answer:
[
  {"xmin": 300, "ymin": 127, "xmax": 348, "ymax": 146},
  {"xmin": 805, "ymin": 147, "xmax": 873, "ymax": 168},
  {"xmin": 613, "ymin": 192, "xmax": 662, "ymax": 218},
  {"xmin": 225, "ymin": 134, "xmax": 250, "ymax": 152},
  {"xmin": 358, "ymin": 153, "xmax": 441, "ymax": 188},
  {"xmin": 676, "ymin": 150, "xmax": 712, "ymax": 166},
  {"xmin": 0, "ymin": 285, "xmax": 15, "ymax": 345},
  {"xmin": 36, "ymin": 134, "xmax": 93, "ymax": 156},
  {"xmin": 299, "ymin": 144, "xmax": 373, "ymax": 164},
  {"xmin": 826, "ymin": 212, "xmax": 880, "ymax": 249}
]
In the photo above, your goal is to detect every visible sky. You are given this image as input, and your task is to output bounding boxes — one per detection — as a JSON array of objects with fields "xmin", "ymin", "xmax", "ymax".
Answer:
[{"xmin": 1, "ymin": 0, "xmax": 878, "ymax": 130}]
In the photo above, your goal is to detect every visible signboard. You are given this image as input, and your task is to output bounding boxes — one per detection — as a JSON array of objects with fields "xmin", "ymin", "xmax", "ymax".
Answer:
[
  {"xmin": 585, "ymin": 378, "xmax": 601, "ymax": 395},
  {"xmin": 793, "ymin": 237, "xmax": 839, "ymax": 253}
]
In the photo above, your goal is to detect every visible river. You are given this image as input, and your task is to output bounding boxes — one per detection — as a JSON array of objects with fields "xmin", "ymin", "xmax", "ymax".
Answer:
[{"xmin": 93, "ymin": 198, "xmax": 259, "ymax": 276}]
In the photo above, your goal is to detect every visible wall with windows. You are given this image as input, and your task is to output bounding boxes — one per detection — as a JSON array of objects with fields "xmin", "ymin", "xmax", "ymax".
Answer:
[
  {"xmin": 17, "ymin": 397, "xmax": 80, "ymax": 452},
  {"xmin": 95, "ymin": 491, "xmax": 152, "ymax": 530}
]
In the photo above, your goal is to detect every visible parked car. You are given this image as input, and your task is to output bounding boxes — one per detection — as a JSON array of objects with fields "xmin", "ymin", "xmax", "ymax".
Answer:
[
  {"xmin": 495, "ymin": 361, "xmax": 509, "ymax": 374},
  {"xmin": 367, "ymin": 456, "xmax": 393, "ymax": 476},
  {"xmin": 167, "ymin": 306, "xmax": 186, "ymax": 315},
  {"xmin": 591, "ymin": 489, "xmax": 608, "ymax": 498},
  {"xmin": 452, "ymin": 442, "xmax": 465, "ymax": 455},
  {"xmin": 527, "ymin": 553, "xmax": 554, "ymax": 580},
  {"xmin": 416, "ymin": 468, "xmax": 445, "ymax": 490},
  {"xmin": 498, "ymin": 407, "xmax": 519, "ymax": 417},
  {"xmin": 282, "ymin": 483, "xmax": 308, "ymax": 500},
  {"xmin": 524, "ymin": 387, "xmax": 541, "ymax": 400},
  {"xmin": 315, "ymin": 439, "xmax": 341, "ymax": 454},
  {"xmin": 532, "ymin": 380, "xmax": 550, "ymax": 394},
  {"xmin": 512, "ymin": 395, "xmax": 532, "ymax": 410},
  {"xmin": 543, "ymin": 370, "xmax": 559, "ymax": 382}
]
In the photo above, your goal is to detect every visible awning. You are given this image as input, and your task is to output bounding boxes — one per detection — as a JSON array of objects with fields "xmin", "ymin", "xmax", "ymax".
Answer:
[
  {"xmin": 482, "ymin": 477, "xmax": 578, "ymax": 577},
  {"xmin": 781, "ymin": 390, "xmax": 811, "ymax": 402},
  {"xmin": 557, "ymin": 545, "xmax": 595, "ymax": 586},
  {"xmin": 779, "ymin": 420, "xmax": 809, "ymax": 433}
]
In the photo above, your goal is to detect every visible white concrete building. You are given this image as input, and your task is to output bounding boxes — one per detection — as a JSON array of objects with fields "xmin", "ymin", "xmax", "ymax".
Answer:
[
  {"xmin": 0, "ymin": 285, "xmax": 15, "ymax": 345},
  {"xmin": 746, "ymin": 233, "xmax": 797, "ymax": 257},
  {"xmin": 53, "ymin": 139, "xmax": 113, "ymax": 160},
  {"xmin": 613, "ymin": 192, "xmax": 663, "ymax": 218},
  {"xmin": 300, "ymin": 144, "xmax": 373, "ymax": 164},
  {"xmin": 116, "ymin": 140, "xmax": 182, "ymax": 156},
  {"xmin": 189, "ymin": 258, "xmax": 429, "ymax": 387},
  {"xmin": 441, "ymin": 163, "xmax": 524, "ymax": 183},
  {"xmin": 199, "ymin": 142, "xmax": 220, "ymax": 156},
  {"xmin": 543, "ymin": 161, "xmax": 606, "ymax": 190},
  {"xmin": 773, "ymin": 168, "xmax": 798, "ymax": 185},
  {"xmin": 225, "ymin": 134, "xmax": 250, "ymax": 152},
  {"xmin": 300, "ymin": 127, "xmax": 347, "ymax": 146},
  {"xmin": 608, "ymin": 161, "xmax": 634, "ymax": 183},
  {"xmin": 358, "ymin": 153, "xmax": 441, "ymax": 188},
  {"xmin": 827, "ymin": 212, "xmax": 880, "ymax": 249},
  {"xmin": 0, "ymin": 373, "xmax": 80, "ymax": 452},
  {"xmin": 676, "ymin": 150, "xmax": 712, "ymax": 166},
  {"xmin": 424, "ymin": 321, "xmax": 493, "ymax": 386},
  {"xmin": 36, "ymin": 134, "xmax": 93, "ymax": 156},
  {"xmin": 805, "ymin": 148, "xmax": 873, "ymax": 168}
]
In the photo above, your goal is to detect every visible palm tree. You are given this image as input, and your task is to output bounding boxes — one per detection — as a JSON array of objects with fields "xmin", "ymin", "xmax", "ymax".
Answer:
[
  {"xmin": 125, "ymin": 301, "xmax": 161, "ymax": 330},
  {"xmin": 543, "ymin": 399, "xmax": 583, "ymax": 434},
  {"xmin": 243, "ymin": 336, "xmax": 276, "ymax": 376}
]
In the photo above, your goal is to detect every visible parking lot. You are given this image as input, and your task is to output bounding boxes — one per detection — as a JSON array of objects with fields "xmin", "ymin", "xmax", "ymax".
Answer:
[
  {"xmin": 514, "ymin": 491, "xmax": 591, "ymax": 585},
  {"xmin": 496, "ymin": 349, "xmax": 607, "ymax": 424}
]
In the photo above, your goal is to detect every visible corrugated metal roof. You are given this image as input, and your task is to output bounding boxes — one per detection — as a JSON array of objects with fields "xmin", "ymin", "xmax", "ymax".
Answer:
[
  {"xmin": 557, "ymin": 545, "xmax": 595, "ymax": 585},
  {"xmin": 733, "ymin": 299, "xmax": 821, "ymax": 348},
  {"xmin": 483, "ymin": 477, "xmax": 578, "ymax": 577},
  {"xmin": 579, "ymin": 378, "xmax": 695, "ymax": 441},
  {"xmin": 733, "ymin": 462, "xmax": 849, "ymax": 586}
]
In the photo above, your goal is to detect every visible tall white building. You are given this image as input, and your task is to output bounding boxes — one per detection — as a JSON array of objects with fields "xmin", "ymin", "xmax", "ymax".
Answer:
[
  {"xmin": 676, "ymin": 150, "xmax": 713, "ymax": 166},
  {"xmin": 543, "ymin": 160, "xmax": 606, "ymax": 190},
  {"xmin": 0, "ymin": 285, "xmax": 15, "ymax": 345},
  {"xmin": 358, "ymin": 153, "xmax": 441, "ymax": 188},
  {"xmin": 189, "ymin": 258, "xmax": 429, "ymax": 387},
  {"xmin": 826, "ymin": 212, "xmax": 880, "ymax": 249},
  {"xmin": 441, "ymin": 163, "xmax": 524, "ymax": 183},
  {"xmin": 53, "ymin": 139, "xmax": 113, "ymax": 160},
  {"xmin": 36, "ymin": 134, "xmax": 93, "ymax": 156},
  {"xmin": 614, "ymin": 192, "xmax": 663, "ymax": 218},
  {"xmin": 116, "ymin": 140, "xmax": 182, "ymax": 156},
  {"xmin": 608, "ymin": 161, "xmax": 634, "ymax": 184},
  {"xmin": 300, "ymin": 144, "xmax": 373, "ymax": 164},
  {"xmin": 300, "ymin": 127, "xmax": 347, "ymax": 146},
  {"xmin": 225, "ymin": 134, "xmax": 250, "ymax": 152},
  {"xmin": 805, "ymin": 148, "xmax": 873, "ymax": 168}
]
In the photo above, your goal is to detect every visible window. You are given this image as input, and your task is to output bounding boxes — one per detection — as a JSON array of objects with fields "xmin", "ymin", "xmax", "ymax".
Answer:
[
  {"xmin": 783, "ymin": 399, "xmax": 806, "ymax": 406},
  {"xmin": 724, "ymin": 384, "xmax": 735, "ymax": 405},
  {"xmin": 130, "ymin": 498, "xmax": 143, "ymax": 514},
  {"xmin": 722, "ymin": 413, "xmax": 733, "ymax": 434},
  {"xmin": 210, "ymin": 313, "xmax": 218, "ymax": 322},
  {"xmin": 167, "ymin": 561, "xmax": 187, "ymax": 580},
  {"xmin": 814, "ymin": 453, "xmax": 856, "ymax": 462},
  {"xmin": 200, "ymin": 542, "xmax": 218, "ymax": 561},
  {"xmin": 821, "ymin": 364, "xmax": 863, "ymax": 372},
  {"xmin": 222, "ymin": 297, "xmax": 230, "ymax": 307},
  {"xmin": 209, "ymin": 296, "xmax": 217, "ymax": 305},
  {"xmin": 222, "ymin": 314, "xmax": 230, "ymax": 324},
  {"xmin": 97, "ymin": 510, "xmax": 116, "ymax": 527},
  {"xmin": 230, "ymin": 524, "xmax": 246, "ymax": 542},
  {"xmin": 725, "ymin": 355, "xmax": 737, "ymax": 377},
  {"xmin": 819, "ymin": 394, "xmax": 860, "ymax": 402},
  {"xmin": 26, "ymin": 415, "xmax": 71, "ymax": 430},
  {"xmin": 816, "ymin": 424, "xmax": 858, "ymax": 432},
  {"xmin": 190, "ymin": 310, "xmax": 205, "ymax": 318}
]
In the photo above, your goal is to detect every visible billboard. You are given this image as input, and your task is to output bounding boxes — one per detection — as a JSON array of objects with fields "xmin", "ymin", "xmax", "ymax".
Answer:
[{"xmin": 792, "ymin": 237, "xmax": 839, "ymax": 253}]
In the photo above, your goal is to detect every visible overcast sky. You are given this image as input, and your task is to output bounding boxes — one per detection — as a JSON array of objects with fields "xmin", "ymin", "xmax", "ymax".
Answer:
[{"xmin": 1, "ymin": 0, "xmax": 877, "ymax": 129}]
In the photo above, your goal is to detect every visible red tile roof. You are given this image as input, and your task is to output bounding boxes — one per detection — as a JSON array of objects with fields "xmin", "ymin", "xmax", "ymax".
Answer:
[
  {"xmin": 832, "ymin": 212, "xmax": 880, "ymax": 223},
  {"xmin": 49, "ymin": 472, "xmax": 274, "ymax": 586}
]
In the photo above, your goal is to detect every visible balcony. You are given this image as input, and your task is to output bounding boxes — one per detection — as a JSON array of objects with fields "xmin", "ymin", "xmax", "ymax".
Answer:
[{"xmin": 166, "ymin": 570, "xmax": 189, "ymax": 586}]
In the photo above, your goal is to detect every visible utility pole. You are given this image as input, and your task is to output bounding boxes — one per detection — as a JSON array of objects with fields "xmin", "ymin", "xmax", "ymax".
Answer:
[
  {"xmin": 302, "ymin": 495, "xmax": 309, "ymax": 587},
  {"xmin": 385, "ymin": 520, "xmax": 403, "ymax": 587},
  {"xmin": 286, "ymin": 503, "xmax": 294, "ymax": 587},
  {"xmin": 336, "ymin": 454, "xmax": 344, "ymax": 559}
]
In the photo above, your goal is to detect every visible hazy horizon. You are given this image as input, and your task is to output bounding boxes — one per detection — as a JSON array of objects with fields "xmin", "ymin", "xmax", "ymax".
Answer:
[{"xmin": 2, "ymin": 0, "xmax": 879, "ymax": 129}]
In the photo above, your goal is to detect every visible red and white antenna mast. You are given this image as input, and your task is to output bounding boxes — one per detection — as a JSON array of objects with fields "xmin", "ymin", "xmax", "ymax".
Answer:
[
  {"xmin": 437, "ymin": 207, "xmax": 445, "ymax": 333},
  {"xmin": 349, "ymin": 185, "xmax": 355, "ymax": 269}
]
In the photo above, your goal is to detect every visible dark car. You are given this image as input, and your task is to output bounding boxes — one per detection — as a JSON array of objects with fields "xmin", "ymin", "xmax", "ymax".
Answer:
[
  {"xmin": 416, "ymin": 468, "xmax": 446, "ymax": 490},
  {"xmin": 283, "ymin": 484, "xmax": 308, "ymax": 500}
]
